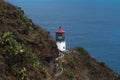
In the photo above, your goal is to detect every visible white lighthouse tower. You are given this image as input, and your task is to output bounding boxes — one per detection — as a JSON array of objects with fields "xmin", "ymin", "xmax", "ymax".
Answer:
[{"xmin": 56, "ymin": 26, "xmax": 66, "ymax": 51}]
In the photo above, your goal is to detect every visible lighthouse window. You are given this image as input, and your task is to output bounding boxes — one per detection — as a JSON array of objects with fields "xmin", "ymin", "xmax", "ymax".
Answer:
[{"xmin": 56, "ymin": 33, "xmax": 65, "ymax": 41}]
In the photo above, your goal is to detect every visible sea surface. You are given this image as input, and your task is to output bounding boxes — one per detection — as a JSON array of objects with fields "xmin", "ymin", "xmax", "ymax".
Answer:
[{"xmin": 6, "ymin": 0, "xmax": 120, "ymax": 73}]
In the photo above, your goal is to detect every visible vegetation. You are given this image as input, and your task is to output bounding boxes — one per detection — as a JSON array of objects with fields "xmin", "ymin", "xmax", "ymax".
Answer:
[
  {"xmin": 83, "ymin": 75, "xmax": 89, "ymax": 80},
  {"xmin": 26, "ymin": 51, "xmax": 45, "ymax": 71},
  {"xmin": 15, "ymin": 6, "xmax": 32, "ymax": 27},
  {"xmin": 0, "ymin": 32, "xmax": 24, "ymax": 55},
  {"xmin": 68, "ymin": 72, "xmax": 76, "ymax": 80},
  {"xmin": 63, "ymin": 67, "xmax": 76, "ymax": 80},
  {"xmin": 11, "ymin": 64, "xmax": 27, "ymax": 80},
  {"xmin": 74, "ymin": 46, "xmax": 88, "ymax": 56},
  {"xmin": 0, "ymin": 31, "xmax": 45, "ymax": 78},
  {"xmin": 88, "ymin": 61, "xmax": 96, "ymax": 70},
  {"xmin": 0, "ymin": 17, "xmax": 6, "ymax": 25}
]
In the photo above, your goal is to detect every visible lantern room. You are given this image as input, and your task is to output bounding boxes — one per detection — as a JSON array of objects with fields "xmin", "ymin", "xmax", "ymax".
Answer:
[{"xmin": 56, "ymin": 26, "xmax": 65, "ymax": 42}]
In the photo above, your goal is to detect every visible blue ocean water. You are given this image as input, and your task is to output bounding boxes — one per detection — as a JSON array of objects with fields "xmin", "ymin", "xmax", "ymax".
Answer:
[{"xmin": 6, "ymin": 0, "xmax": 120, "ymax": 73}]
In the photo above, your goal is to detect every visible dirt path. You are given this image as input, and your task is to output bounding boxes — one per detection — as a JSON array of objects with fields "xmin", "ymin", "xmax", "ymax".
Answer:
[{"xmin": 54, "ymin": 52, "xmax": 65, "ymax": 78}]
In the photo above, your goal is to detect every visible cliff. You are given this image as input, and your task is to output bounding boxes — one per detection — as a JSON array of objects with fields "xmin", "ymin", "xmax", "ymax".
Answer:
[{"xmin": 0, "ymin": 0, "xmax": 120, "ymax": 80}]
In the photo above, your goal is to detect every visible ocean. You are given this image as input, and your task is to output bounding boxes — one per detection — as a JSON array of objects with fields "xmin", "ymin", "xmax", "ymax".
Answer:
[{"xmin": 6, "ymin": 0, "xmax": 120, "ymax": 73}]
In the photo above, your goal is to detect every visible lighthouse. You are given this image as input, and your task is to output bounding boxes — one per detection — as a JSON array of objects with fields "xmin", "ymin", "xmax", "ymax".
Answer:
[{"xmin": 56, "ymin": 26, "xmax": 66, "ymax": 51}]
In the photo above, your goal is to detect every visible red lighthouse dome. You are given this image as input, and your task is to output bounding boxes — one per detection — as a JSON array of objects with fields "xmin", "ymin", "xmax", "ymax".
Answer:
[{"xmin": 56, "ymin": 26, "xmax": 65, "ymax": 33}]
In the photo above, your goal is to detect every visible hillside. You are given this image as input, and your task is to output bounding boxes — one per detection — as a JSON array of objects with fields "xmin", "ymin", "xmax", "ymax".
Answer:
[
  {"xmin": 0, "ymin": 0, "xmax": 120, "ymax": 80},
  {"xmin": 55, "ymin": 47, "xmax": 120, "ymax": 80}
]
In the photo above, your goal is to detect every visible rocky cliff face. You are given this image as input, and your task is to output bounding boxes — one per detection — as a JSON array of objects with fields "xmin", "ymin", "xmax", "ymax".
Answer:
[
  {"xmin": 55, "ymin": 47, "xmax": 120, "ymax": 80},
  {"xmin": 0, "ymin": 0, "xmax": 120, "ymax": 80},
  {"xmin": 0, "ymin": 0, "xmax": 58, "ymax": 80}
]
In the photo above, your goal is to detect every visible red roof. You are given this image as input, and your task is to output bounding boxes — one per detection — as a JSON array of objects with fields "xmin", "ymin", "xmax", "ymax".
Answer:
[{"xmin": 56, "ymin": 26, "xmax": 65, "ymax": 33}]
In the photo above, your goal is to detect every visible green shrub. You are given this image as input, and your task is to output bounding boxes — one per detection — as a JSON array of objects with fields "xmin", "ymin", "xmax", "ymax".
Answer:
[
  {"xmin": 68, "ymin": 72, "xmax": 76, "ymax": 80},
  {"xmin": 26, "ymin": 51, "xmax": 45, "ymax": 71},
  {"xmin": 11, "ymin": 64, "xmax": 27, "ymax": 80},
  {"xmin": 0, "ymin": 17, "xmax": 6, "ymax": 25},
  {"xmin": 15, "ymin": 6, "xmax": 31, "ymax": 26},
  {"xmin": 83, "ymin": 75, "xmax": 89, "ymax": 80},
  {"xmin": 0, "ymin": 31, "xmax": 45, "ymax": 78},
  {"xmin": 0, "ymin": 32, "xmax": 24, "ymax": 55},
  {"xmin": 74, "ymin": 46, "xmax": 88, "ymax": 55},
  {"xmin": 88, "ymin": 61, "xmax": 96, "ymax": 70},
  {"xmin": 0, "ymin": 32, "xmax": 13, "ymax": 45}
]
